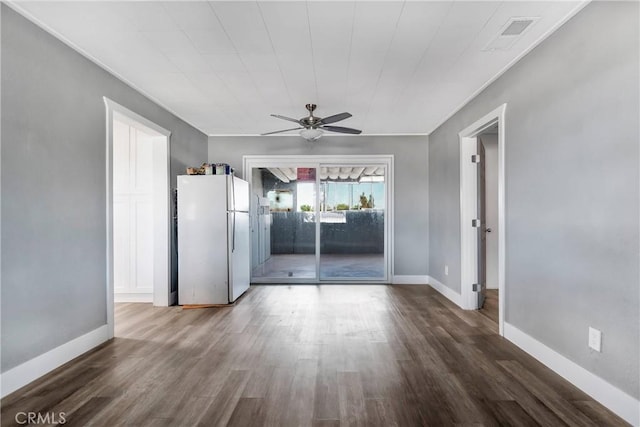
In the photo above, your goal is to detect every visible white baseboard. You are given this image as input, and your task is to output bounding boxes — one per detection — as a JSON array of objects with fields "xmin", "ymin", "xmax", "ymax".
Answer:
[
  {"xmin": 392, "ymin": 275, "xmax": 429, "ymax": 285},
  {"xmin": 0, "ymin": 325, "xmax": 109, "ymax": 398},
  {"xmin": 115, "ymin": 292, "xmax": 152, "ymax": 303},
  {"xmin": 427, "ymin": 276, "xmax": 464, "ymax": 308},
  {"xmin": 504, "ymin": 322, "xmax": 640, "ymax": 426}
]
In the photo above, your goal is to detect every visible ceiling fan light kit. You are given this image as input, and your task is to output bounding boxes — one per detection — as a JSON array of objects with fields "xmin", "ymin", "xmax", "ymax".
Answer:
[
  {"xmin": 262, "ymin": 103, "xmax": 362, "ymax": 141},
  {"xmin": 299, "ymin": 128, "xmax": 324, "ymax": 141}
]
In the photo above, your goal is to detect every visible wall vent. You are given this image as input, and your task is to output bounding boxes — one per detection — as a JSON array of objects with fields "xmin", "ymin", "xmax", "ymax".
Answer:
[{"xmin": 483, "ymin": 17, "xmax": 539, "ymax": 52}]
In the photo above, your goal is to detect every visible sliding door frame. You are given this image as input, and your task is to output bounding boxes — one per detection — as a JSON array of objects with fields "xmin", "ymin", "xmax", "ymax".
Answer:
[{"xmin": 243, "ymin": 155, "xmax": 394, "ymax": 284}]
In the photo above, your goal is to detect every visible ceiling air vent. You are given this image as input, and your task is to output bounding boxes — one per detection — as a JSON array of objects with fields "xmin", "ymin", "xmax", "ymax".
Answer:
[{"xmin": 483, "ymin": 17, "xmax": 538, "ymax": 52}]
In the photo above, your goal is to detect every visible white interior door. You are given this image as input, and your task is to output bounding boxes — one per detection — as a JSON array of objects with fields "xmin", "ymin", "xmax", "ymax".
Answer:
[{"xmin": 113, "ymin": 120, "xmax": 154, "ymax": 302}]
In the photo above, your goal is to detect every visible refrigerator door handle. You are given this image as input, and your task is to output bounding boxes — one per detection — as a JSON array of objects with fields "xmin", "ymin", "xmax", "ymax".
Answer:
[
  {"xmin": 231, "ymin": 175, "xmax": 236, "ymax": 212},
  {"xmin": 230, "ymin": 176, "xmax": 237, "ymax": 253},
  {"xmin": 232, "ymin": 211, "xmax": 236, "ymax": 253}
]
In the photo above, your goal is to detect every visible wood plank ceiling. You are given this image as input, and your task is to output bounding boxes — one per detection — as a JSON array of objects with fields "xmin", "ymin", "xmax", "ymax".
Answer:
[{"xmin": 10, "ymin": 1, "xmax": 586, "ymax": 136}]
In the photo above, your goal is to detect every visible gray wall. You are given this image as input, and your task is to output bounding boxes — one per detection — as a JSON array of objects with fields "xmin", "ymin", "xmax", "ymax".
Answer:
[
  {"xmin": 209, "ymin": 135, "xmax": 429, "ymax": 276},
  {"xmin": 429, "ymin": 2, "xmax": 639, "ymax": 398},
  {"xmin": 1, "ymin": 6, "xmax": 208, "ymax": 372}
]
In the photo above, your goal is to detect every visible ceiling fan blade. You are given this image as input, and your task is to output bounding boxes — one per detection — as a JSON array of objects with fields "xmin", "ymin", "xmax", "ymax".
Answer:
[
  {"xmin": 320, "ymin": 125, "xmax": 362, "ymax": 135},
  {"xmin": 320, "ymin": 112, "xmax": 352, "ymax": 125},
  {"xmin": 271, "ymin": 114, "xmax": 302, "ymax": 124},
  {"xmin": 261, "ymin": 127, "xmax": 303, "ymax": 136}
]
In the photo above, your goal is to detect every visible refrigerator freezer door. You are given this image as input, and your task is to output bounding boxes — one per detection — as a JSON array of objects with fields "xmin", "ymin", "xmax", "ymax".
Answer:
[
  {"xmin": 229, "ymin": 176, "xmax": 250, "ymax": 212},
  {"xmin": 178, "ymin": 176, "xmax": 229, "ymax": 305},
  {"xmin": 228, "ymin": 211, "xmax": 250, "ymax": 302}
]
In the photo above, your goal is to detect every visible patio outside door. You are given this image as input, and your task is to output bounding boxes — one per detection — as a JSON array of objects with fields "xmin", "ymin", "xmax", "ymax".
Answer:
[
  {"xmin": 245, "ymin": 156, "xmax": 392, "ymax": 283},
  {"xmin": 250, "ymin": 166, "xmax": 318, "ymax": 280},
  {"xmin": 319, "ymin": 166, "xmax": 385, "ymax": 280}
]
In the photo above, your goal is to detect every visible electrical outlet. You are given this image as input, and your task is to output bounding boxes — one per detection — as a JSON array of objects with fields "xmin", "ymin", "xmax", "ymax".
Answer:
[
  {"xmin": 588, "ymin": 327, "xmax": 602, "ymax": 352},
  {"xmin": 444, "ymin": 265, "xmax": 449, "ymax": 276}
]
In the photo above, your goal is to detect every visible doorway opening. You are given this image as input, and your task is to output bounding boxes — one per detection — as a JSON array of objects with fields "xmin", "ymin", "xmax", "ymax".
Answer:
[
  {"xmin": 244, "ymin": 155, "xmax": 393, "ymax": 284},
  {"xmin": 477, "ymin": 125, "xmax": 499, "ymax": 325},
  {"xmin": 459, "ymin": 104, "xmax": 506, "ymax": 335},
  {"xmin": 104, "ymin": 98, "xmax": 172, "ymax": 339}
]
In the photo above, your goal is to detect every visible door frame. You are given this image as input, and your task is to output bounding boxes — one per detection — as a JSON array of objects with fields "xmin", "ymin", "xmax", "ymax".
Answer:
[
  {"xmin": 459, "ymin": 104, "xmax": 506, "ymax": 335},
  {"xmin": 104, "ymin": 97, "xmax": 172, "ymax": 339},
  {"xmin": 243, "ymin": 155, "xmax": 394, "ymax": 284}
]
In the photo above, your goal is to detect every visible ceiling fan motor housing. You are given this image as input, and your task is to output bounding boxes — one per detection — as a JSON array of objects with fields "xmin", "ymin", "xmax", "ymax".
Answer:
[{"xmin": 304, "ymin": 104, "xmax": 319, "ymax": 128}]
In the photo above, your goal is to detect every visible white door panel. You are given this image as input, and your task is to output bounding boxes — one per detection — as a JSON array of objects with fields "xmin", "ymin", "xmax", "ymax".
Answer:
[
  {"xmin": 113, "ymin": 196, "xmax": 130, "ymax": 291},
  {"xmin": 113, "ymin": 120, "xmax": 155, "ymax": 301},
  {"xmin": 135, "ymin": 198, "xmax": 154, "ymax": 292},
  {"xmin": 133, "ymin": 129, "xmax": 153, "ymax": 193},
  {"xmin": 113, "ymin": 120, "xmax": 130, "ymax": 193}
]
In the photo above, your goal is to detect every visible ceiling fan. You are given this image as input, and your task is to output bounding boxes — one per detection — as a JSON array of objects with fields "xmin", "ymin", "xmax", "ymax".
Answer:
[{"xmin": 262, "ymin": 104, "xmax": 362, "ymax": 141}]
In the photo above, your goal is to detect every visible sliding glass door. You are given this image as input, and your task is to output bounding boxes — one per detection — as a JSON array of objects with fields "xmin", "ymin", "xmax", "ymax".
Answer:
[
  {"xmin": 250, "ymin": 166, "xmax": 317, "ymax": 280},
  {"xmin": 319, "ymin": 166, "xmax": 386, "ymax": 280},
  {"xmin": 245, "ymin": 156, "xmax": 391, "ymax": 283}
]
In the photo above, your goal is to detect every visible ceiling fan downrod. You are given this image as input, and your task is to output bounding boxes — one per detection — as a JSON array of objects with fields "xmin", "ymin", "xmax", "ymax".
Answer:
[{"xmin": 305, "ymin": 104, "xmax": 318, "ymax": 127}]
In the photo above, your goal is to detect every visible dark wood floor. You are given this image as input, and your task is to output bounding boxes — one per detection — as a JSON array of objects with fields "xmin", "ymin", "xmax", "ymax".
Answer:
[
  {"xmin": 480, "ymin": 289, "xmax": 499, "ymax": 325},
  {"xmin": 1, "ymin": 285, "xmax": 628, "ymax": 426}
]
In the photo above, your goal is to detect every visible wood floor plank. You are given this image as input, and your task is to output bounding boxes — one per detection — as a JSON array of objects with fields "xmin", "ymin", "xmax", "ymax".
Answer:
[
  {"xmin": 498, "ymin": 360, "xmax": 600, "ymax": 427},
  {"xmin": 198, "ymin": 370, "xmax": 250, "ymax": 426},
  {"xmin": 313, "ymin": 362, "xmax": 339, "ymax": 421},
  {"xmin": 572, "ymin": 400, "xmax": 631, "ymax": 427},
  {"xmin": 283, "ymin": 359, "xmax": 318, "ymax": 426},
  {"xmin": 489, "ymin": 400, "xmax": 543, "ymax": 427},
  {"xmin": 311, "ymin": 420, "xmax": 340, "ymax": 427},
  {"xmin": 241, "ymin": 366, "xmax": 276, "ymax": 398},
  {"xmin": 363, "ymin": 398, "xmax": 398, "ymax": 427},
  {"xmin": 226, "ymin": 398, "xmax": 266, "ymax": 427},
  {"xmin": 396, "ymin": 359, "xmax": 456, "ymax": 425},
  {"xmin": 0, "ymin": 285, "xmax": 629, "ymax": 427},
  {"xmin": 262, "ymin": 366, "xmax": 296, "ymax": 425},
  {"xmin": 63, "ymin": 396, "xmax": 113, "ymax": 426},
  {"xmin": 336, "ymin": 371, "xmax": 367, "ymax": 426},
  {"xmin": 170, "ymin": 395, "xmax": 216, "ymax": 427}
]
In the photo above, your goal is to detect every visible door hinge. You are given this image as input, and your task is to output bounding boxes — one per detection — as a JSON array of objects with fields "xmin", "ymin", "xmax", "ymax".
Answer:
[
  {"xmin": 471, "ymin": 154, "xmax": 481, "ymax": 163},
  {"xmin": 471, "ymin": 218, "xmax": 481, "ymax": 228},
  {"xmin": 472, "ymin": 283, "xmax": 482, "ymax": 292}
]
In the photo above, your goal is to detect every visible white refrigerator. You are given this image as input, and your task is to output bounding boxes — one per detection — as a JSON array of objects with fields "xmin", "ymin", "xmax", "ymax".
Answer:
[{"xmin": 177, "ymin": 175, "xmax": 250, "ymax": 305}]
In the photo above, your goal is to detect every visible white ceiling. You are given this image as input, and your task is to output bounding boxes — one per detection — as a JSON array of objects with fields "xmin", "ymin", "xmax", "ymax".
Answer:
[{"xmin": 11, "ymin": 1, "xmax": 586, "ymax": 136}]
